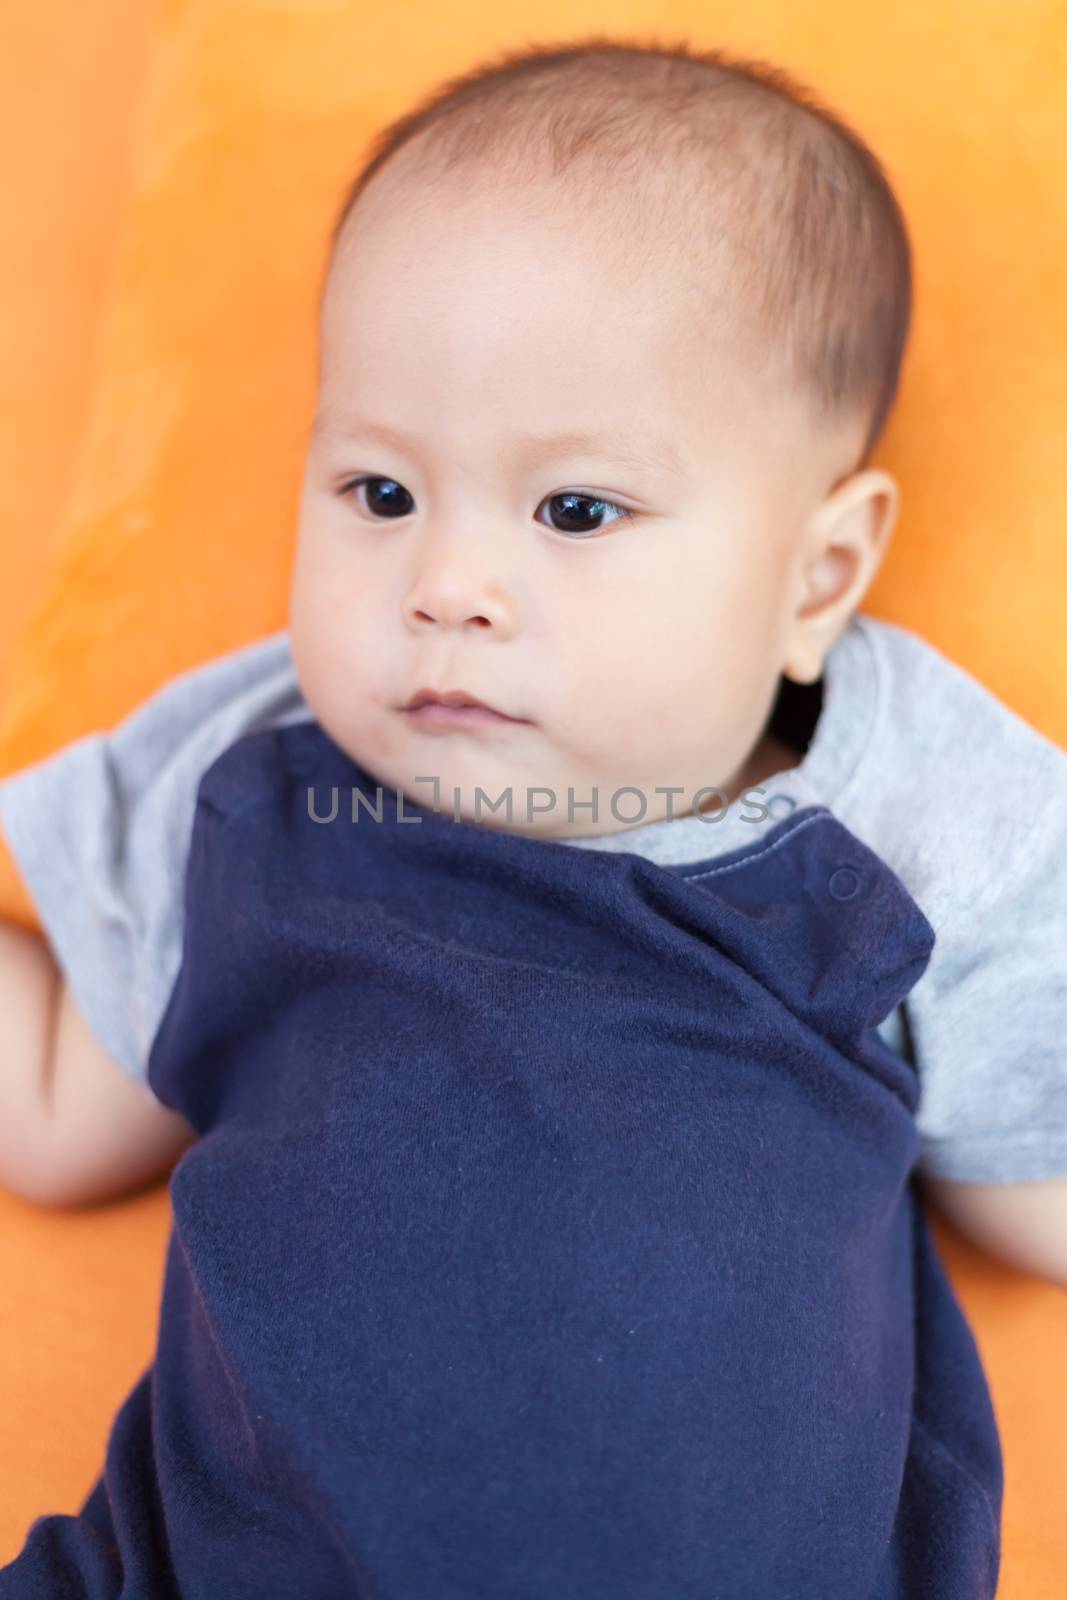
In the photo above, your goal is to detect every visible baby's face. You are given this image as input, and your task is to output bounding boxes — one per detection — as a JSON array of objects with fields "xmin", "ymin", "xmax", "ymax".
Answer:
[{"xmin": 290, "ymin": 175, "xmax": 861, "ymax": 837}]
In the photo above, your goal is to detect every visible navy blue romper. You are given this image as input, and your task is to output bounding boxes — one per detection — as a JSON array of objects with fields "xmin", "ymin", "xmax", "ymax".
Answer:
[{"xmin": 0, "ymin": 719, "xmax": 1003, "ymax": 1599}]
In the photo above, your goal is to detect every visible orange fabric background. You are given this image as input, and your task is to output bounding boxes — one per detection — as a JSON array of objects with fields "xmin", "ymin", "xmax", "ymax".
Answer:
[{"xmin": 1, "ymin": 0, "xmax": 1065, "ymax": 1586}]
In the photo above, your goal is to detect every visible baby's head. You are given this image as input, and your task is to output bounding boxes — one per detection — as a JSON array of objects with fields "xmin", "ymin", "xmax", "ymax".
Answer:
[{"xmin": 289, "ymin": 37, "xmax": 912, "ymax": 838}]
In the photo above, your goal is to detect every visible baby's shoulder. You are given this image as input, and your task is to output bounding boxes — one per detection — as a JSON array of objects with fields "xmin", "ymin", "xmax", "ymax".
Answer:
[
  {"xmin": 0, "ymin": 629, "xmax": 315, "ymax": 1082},
  {"xmin": 858, "ymin": 615, "xmax": 1066, "ymax": 798},
  {"xmin": 840, "ymin": 616, "xmax": 1067, "ymax": 936}
]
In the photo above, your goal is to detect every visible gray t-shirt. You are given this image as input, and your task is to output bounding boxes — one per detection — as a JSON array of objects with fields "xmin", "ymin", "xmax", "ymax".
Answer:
[{"xmin": 2, "ymin": 610, "xmax": 1066, "ymax": 1184}]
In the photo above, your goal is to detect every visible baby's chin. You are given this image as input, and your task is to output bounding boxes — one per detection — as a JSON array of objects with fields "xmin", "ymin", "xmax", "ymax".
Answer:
[
  {"xmin": 337, "ymin": 728, "xmax": 618, "ymax": 835},
  {"xmin": 313, "ymin": 704, "xmax": 710, "ymax": 835}
]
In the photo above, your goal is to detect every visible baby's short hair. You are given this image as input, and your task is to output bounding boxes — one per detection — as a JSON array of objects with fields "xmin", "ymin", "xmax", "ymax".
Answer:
[{"xmin": 326, "ymin": 36, "xmax": 913, "ymax": 473}]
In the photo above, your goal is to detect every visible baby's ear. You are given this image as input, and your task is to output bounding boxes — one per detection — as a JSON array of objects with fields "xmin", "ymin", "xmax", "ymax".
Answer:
[
  {"xmin": 807, "ymin": 465, "xmax": 899, "ymax": 550},
  {"xmin": 780, "ymin": 551, "xmax": 858, "ymax": 687},
  {"xmin": 783, "ymin": 469, "xmax": 900, "ymax": 683},
  {"xmin": 857, "ymin": 468, "xmax": 901, "ymax": 549}
]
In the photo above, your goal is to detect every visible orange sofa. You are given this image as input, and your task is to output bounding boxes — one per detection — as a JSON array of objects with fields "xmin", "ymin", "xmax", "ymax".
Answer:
[{"xmin": 1, "ymin": 2, "xmax": 1065, "ymax": 1590}]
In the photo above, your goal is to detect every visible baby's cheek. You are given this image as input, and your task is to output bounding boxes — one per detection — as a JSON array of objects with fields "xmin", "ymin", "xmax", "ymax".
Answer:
[
  {"xmin": 367, "ymin": 709, "xmax": 407, "ymax": 765},
  {"xmin": 550, "ymin": 695, "xmax": 673, "ymax": 786}
]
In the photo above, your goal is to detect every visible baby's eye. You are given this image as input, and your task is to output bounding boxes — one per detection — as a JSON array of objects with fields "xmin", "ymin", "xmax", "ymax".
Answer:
[
  {"xmin": 535, "ymin": 493, "xmax": 635, "ymax": 538},
  {"xmin": 338, "ymin": 477, "xmax": 634, "ymax": 538},
  {"xmin": 340, "ymin": 476, "xmax": 415, "ymax": 519}
]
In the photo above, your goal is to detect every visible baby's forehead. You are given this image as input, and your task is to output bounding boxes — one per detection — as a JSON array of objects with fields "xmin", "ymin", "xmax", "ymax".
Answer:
[
  {"xmin": 337, "ymin": 139, "xmax": 751, "ymax": 289},
  {"xmin": 323, "ymin": 183, "xmax": 800, "ymax": 490},
  {"xmin": 329, "ymin": 153, "xmax": 769, "ymax": 373},
  {"xmin": 349, "ymin": 160, "xmax": 808, "ymax": 379}
]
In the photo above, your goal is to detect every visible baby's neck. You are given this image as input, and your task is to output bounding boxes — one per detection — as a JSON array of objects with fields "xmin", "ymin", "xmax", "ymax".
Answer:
[
  {"xmin": 689, "ymin": 727, "xmax": 800, "ymax": 819},
  {"xmin": 739, "ymin": 726, "xmax": 803, "ymax": 791},
  {"xmin": 660, "ymin": 727, "xmax": 800, "ymax": 825}
]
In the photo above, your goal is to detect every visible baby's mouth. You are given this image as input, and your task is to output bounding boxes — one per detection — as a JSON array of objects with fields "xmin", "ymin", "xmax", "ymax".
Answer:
[{"xmin": 400, "ymin": 690, "xmax": 533, "ymax": 729}]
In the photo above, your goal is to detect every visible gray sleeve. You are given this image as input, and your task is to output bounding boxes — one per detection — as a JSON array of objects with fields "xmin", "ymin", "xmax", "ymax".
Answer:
[
  {"xmin": 0, "ymin": 631, "xmax": 310, "ymax": 1086},
  {"xmin": 908, "ymin": 778, "xmax": 1067, "ymax": 1183}
]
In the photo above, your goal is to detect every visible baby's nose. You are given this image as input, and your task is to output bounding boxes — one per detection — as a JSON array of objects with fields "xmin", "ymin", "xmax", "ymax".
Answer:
[{"xmin": 402, "ymin": 566, "xmax": 519, "ymax": 636}]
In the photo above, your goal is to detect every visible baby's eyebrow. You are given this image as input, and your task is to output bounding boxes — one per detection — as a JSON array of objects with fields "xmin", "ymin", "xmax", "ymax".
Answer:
[
  {"xmin": 311, "ymin": 412, "xmax": 687, "ymax": 479},
  {"xmin": 515, "ymin": 428, "xmax": 687, "ymax": 479}
]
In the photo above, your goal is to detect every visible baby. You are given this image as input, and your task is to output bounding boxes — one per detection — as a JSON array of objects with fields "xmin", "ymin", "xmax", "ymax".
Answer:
[{"xmin": 2, "ymin": 33, "xmax": 1066, "ymax": 1599}]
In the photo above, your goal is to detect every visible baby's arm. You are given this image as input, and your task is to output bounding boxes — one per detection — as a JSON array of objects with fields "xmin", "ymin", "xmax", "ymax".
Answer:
[
  {"xmin": 919, "ymin": 1172, "xmax": 1067, "ymax": 1288},
  {"xmin": 0, "ymin": 918, "xmax": 196, "ymax": 1208},
  {"xmin": 900, "ymin": 720, "xmax": 1067, "ymax": 1287},
  {"xmin": 0, "ymin": 629, "xmax": 305, "ymax": 1211}
]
